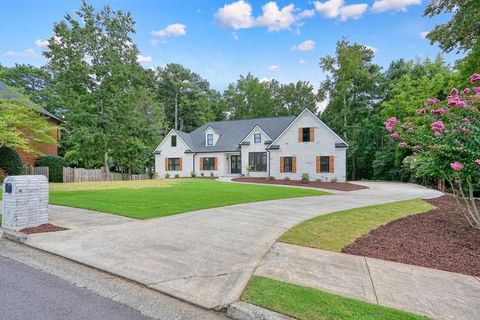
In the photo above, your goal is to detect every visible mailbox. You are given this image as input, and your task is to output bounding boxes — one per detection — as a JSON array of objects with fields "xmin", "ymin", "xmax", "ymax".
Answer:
[{"xmin": 2, "ymin": 175, "xmax": 49, "ymax": 231}]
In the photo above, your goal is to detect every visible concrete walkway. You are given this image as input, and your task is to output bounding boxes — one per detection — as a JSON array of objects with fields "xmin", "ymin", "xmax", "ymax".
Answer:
[
  {"xmin": 256, "ymin": 243, "xmax": 480, "ymax": 320},
  {"xmin": 26, "ymin": 182, "xmax": 442, "ymax": 310}
]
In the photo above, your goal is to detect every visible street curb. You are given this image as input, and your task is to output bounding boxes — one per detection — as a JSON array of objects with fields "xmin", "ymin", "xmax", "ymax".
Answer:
[
  {"xmin": 0, "ymin": 227, "xmax": 28, "ymax": 244},
  {"xmin": 227, "ymin": 302, "xmax": 294, "ymax": 320}
]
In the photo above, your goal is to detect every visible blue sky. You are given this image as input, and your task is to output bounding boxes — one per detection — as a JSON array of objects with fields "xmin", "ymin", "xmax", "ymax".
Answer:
[{"xmin": 0, "ymin": 0, "xmax": 459, "ymax": 91}]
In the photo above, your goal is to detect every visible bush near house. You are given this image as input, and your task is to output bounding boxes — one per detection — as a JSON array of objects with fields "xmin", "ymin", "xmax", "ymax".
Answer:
[
  {"xmin": 36, "ymin": 155, "xmax": 67, "ymax": 182},
  {"xmin": 0, "ymin": 146, "xmax": 22, "ymax": 177}
]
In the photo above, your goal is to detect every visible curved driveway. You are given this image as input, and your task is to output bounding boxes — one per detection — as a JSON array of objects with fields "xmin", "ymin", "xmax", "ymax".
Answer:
[{"xmin": 26, "ymin": 182, "xmax": 442, "ymax": 309}]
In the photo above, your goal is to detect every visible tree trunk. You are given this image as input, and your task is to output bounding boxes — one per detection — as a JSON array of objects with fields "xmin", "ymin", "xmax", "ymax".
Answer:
[{"xmin": 103, "ymin": 152, "xmax": 109, "ymax": 180}]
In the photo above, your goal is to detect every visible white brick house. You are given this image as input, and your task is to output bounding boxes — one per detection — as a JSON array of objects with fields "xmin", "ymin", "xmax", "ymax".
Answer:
[{"xmin": 154, "ymin": 109, "xmax": 349, "ymax": 182}]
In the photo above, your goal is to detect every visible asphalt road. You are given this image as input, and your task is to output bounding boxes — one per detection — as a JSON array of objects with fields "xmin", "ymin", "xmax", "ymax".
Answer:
[{"xmin": 0, "ymin": 255, "xmax": 153, "ymax": 320}]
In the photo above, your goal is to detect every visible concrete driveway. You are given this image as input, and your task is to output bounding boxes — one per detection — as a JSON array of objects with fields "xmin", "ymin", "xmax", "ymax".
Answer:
[{"xmin": 26, "ymin": 182, "xmax": 442, "ymax": 309}]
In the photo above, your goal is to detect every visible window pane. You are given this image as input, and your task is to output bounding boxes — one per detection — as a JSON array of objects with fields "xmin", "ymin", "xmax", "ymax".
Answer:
[
  {"xmin": 171, "ymin": 135, "xmax": 177, "ymax": 147},
  {"xmin": 302, "ymin": 128, "xmax": 310, "ymax": 142},
  {"xmin": 203, "ymin": 157, "xmax": 215, "ymax": 170},
  {"xmin": 254, "ymin": 133, "xmax": 261, "ymax": 143},
  {"xmin": 320, "ymin": 156, "xmax": 330, "ymax": 172},
  {"xmin": 207, "ymin": 134, "xmax": 213, "ymax": 146},
  {"xmin": 168, "ymin": 158, "xmax": 180, "ymax": 171},
  {"xmin": 248, "ymin": 152, "xmax": 267, "ymax": 172},
  {"xmin": 284, "ymin": 157, "xmax": 292, "ymax": 173}
]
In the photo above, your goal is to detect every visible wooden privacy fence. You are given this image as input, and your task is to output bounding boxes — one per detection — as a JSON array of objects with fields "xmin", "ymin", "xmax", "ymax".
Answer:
[
  {"xmin": 22, "ymin": 165, "xmax": 49, "ymax": 180},
  {"xmin": 63, "ymin": 167, "xmax": 151, "ymax": 183}
]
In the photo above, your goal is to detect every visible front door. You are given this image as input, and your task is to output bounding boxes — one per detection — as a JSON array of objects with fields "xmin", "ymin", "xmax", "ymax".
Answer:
[{"xmin": 231, "ymin": 155, "xmax": 241, "ymax": 174}]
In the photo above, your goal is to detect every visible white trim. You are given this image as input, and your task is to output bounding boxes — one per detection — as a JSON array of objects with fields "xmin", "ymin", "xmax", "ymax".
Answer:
[
  {"xmin": 239, "ymin": 125, "xmax": 272, "ymax": 144},
  {"xmin": 267, "ymin": 108, "xmax": 348, "ymax": 148},
  {"xmin": 203, "ymin": 125, "xmax": 221, "ymax": 134}
]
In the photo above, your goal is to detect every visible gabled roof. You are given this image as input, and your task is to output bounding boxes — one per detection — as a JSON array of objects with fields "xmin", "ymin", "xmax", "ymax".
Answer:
[
  {"xmin": 186, "ymin": 116, "xmax": 295, "ymax": 152},
  {"xmin": 0, "ymin": 80, "xmax": 62, "ymax": 123}
]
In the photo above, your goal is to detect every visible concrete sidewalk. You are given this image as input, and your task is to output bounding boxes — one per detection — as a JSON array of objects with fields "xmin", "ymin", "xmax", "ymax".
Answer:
[
  {"xmin": 256, "ymin": 242, "xmax": 480, "ymax": 320},
  {"xmin": 25, "ymin": 182, "xmax": 442, "ymax": 310}
]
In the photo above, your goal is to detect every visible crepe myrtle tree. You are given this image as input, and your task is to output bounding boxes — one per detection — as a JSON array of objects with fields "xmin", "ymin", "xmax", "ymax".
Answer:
[{"xmin": 385, "ymin": 73, "xmax": 480, "ymax": 229}]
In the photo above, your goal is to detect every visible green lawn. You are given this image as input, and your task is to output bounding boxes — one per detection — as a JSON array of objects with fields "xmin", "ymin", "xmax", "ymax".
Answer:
[
  {"xmin": 280, "ymin": 199, "xmax": 434, "ymax": 251},
  {"xmin": 242, "ymin": 276, "xmax": 430, "ymax": 320},
  {"xmin": 47, "ymin": 178, "xmax": 327, "ymax": 219}
]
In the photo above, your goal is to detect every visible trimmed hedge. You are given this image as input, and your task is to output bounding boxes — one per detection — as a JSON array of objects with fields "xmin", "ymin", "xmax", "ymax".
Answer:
[
  {"xmin": 36, "ymin": 155, "xmax": 67, "ymax": 182},
  {"xmin": 0, "ymin": 146, "xmax": 22, "ymax": 177}
]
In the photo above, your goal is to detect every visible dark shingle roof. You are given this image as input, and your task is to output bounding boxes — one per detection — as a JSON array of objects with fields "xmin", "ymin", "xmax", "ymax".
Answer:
[
  {"xmin": 0, "ymin": 80, "xmax": 62, "ymax": 122},
  {"xmin": 176, "ymin": 116, "xmax": 295, "ymax": 152}
]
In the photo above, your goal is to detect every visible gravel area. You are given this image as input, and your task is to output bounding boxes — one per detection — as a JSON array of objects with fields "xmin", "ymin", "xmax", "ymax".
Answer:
[
  {"xmin": 232, "ymin": 177, "xmax": 368, "ymax": 191},
  {"xmin": 20, "ymin": 224, "xmax": 68, "ymax": 235},
  {"xmin": 343, "ymin": 195, "xmax": 480, "ymax": 277}
]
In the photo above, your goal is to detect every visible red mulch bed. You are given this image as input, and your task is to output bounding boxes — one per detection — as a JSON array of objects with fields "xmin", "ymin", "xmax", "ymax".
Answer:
[
  {"xmin": 20, "ymin": 224, "xmax": 68, "ymax": 235},
  {"xmin": 232, "ymin": 177, "xmax": 368, "ymax": 191},
  {"xmin": 343, "ymin": 195, "xmax": 480, "ymax": 277}
]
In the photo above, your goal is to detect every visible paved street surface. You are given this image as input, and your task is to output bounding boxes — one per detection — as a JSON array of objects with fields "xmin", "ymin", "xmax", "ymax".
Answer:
[
  {"xmin": 256, "ymin": 243, "xmax": 480, "ymax": 320},
  {"xmin": 0, "ymin": 255, "xmax": 152, "ymax": 320},
  {"xmin": 26, "ymin": 182, "xmax": 442, "ymax": 309},
  {"xmin": 0, "ymin": 240, "xmax": 228, "ymax": 320}
]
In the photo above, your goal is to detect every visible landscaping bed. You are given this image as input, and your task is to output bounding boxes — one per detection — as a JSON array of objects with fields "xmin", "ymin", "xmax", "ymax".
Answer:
[
  {"xmin": 20, "ymin": 224, "xmax": 68, "ymax": 235},
  {"xmin": 232, "ymin": 177, "xmax": 368, "ymax": 191},
  {"xmin": 343, "ymin": 195, "xmax": 480, "ymax": 277}
]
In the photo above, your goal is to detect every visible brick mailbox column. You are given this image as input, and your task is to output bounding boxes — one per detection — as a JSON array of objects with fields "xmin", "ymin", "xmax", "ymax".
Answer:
[{"xmin": 2, "ymin": 175, "xmax": 49, "ymax": 231}]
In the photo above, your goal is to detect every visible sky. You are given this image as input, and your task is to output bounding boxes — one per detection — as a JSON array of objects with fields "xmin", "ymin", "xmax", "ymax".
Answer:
[{"xmin": 0, "ymin": 0, "xmax": 459, "ymax": 92}]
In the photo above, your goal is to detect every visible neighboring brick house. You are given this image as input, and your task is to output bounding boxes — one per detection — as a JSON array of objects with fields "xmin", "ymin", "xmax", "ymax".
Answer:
[
  {"xmin": 154, "ymin": 109, "xmax": 349, "ymax": 182},
  {"xmin": 0, "ymin": 80, "xmax": 61, "ymax": 165}
]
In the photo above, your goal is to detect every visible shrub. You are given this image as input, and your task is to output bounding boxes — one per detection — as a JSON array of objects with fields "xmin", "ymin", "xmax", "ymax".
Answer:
[
  {"xmin": 331, "ymin": 178, "xmax": 338, "ymax": 183},
  {"xmin": 267, "ymin": 176, "xmax": 275, "ymax": 180},
  {"xmin": 284, "ymin": 177, "xmax": 290, "ymax": 181},
  {"xmin": 174, "ymin": 174, "xmax": 180, "ymax": 178},
  {"xmin": 165, "ymin": 173, "xmax": 170, "ymax": 179},
  {"xmin": 191, "ymin": 171, "xmax": 196, "ymax": 178},
  {"xmin": 36, "ymin": 155, "xmax": 67, "ymax": 182},
  {"xmin": 210, "ymin": 172, "xmax": 214, "ymax": 177},
  {"xmin": 200, "ymin": 172, "xmax": 205, "ymax": 177},
  {"xmin": 0, "ymin": 146, "xmax": 22, "ymax": 176},
  {"xmin": 301, "ymin": 173, "xmax": 310, "ymax": 183}
]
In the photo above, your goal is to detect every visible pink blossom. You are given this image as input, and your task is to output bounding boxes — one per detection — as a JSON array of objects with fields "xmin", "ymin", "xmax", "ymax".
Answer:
[
  {"xmin": 431, "ymin": 120, "xmax": 445, "ymax": 133},
  {"xmin": 475, "ymin": 159, "xmax": 480, "ymax": 165},
  {"xmin": 384, "ymin": 117, "xmax": 398, "ymax": 133},
  {"xmin": 431, "ymin": 108, "xmax": 446, "ymax": 115},
  {"xmin": 474, "ymin": 87, "xmax": 480, "ymax": 94},
  {"xmin": 447, "ymin": 96, "xmax": 467, "ymax": 108},
  {"xmin": 450, "ymin": 88, "xmax": 459, "ymax": 96},
  {"xmin": 463, "ymin": 118, "xmax": 470, "ymax": 123},
  {"xmin": 450, "ymin": 162, "xmax": 464, "ymax": 172},
  {"xmin": 460, "ymin": 127, "xmax": 470, "ymax": 134},
  {"xmin": 434, "ymin": 131, "xmax": 441, "ymax": 137},
  {"xmin": 469, "ymin": 73, "xmax": 480, "ymax": 83},
  {"xmin": 391, "ymin": 132, "xmax": 400, "ymax": 139},
  {"xmin": 426, "ymin": 98, "xmax": 439, "ymax": 106},
  {"xmin": 398, "ymin": 142, "xmax": 407, "ymax": 148},
  {"xmin": 463, "ymin": 88, "xmax": 471, "ymax": 94}
]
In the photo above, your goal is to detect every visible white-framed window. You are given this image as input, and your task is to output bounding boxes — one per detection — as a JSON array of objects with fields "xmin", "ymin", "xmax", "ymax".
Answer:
[
  {"xmin": 207, "ymin": 133, "xmax": 213, "ymax": 146},
  {"xmin": 254, "ymin": 133, "xmax": 261, "ymax": 144}
]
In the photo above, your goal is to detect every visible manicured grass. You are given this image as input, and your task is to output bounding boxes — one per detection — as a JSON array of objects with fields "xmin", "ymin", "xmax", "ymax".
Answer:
[
  {"xmin": 242, "ymin": 276, "xmax": 430, "ymax": 320},
  {"xmin": 49, "ymin": 178, "xmax": 328, "ymax": 219},
  {"xmin": 280, "ymin": 199, "xmax": 434, "ymax": 251}
]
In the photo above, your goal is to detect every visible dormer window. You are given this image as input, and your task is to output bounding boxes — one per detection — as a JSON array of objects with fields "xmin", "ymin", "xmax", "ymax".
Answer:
[
  {"xmin": 207, "ymin": 133, "xmax": 213, "ymax": 146},
  {"xmin": 254, "ymin": 133, "xmax": 261, "ymax": 144},
  {"xmin": 171, "ymin": 135, "xmax": 177, "ymax": 147}
]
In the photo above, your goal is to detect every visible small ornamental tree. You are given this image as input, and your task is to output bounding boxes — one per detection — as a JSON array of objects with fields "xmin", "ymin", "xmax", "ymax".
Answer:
[{"xmin": 385, "ymin": 73, "xmax": 480, "ymax": 229}]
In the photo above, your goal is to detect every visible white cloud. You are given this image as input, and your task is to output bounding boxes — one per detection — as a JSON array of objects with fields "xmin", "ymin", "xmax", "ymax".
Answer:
[
  {"xmin": 340, "ymin": 4, "xmax": 368, "ymax": 21},
  {"xmin": 268, "ymin": 65, "xmax": 280, "ymax": 72},
  {"xmin": 372, "ymin": 0, "xmax": 421, "ymax": 13},
  {"xmin": 259, "ymin": 77, "xmax": 272, "ymax": 83},
  {"xmin": 365, "ymin": 45, "xmax": 378, "ymax": 53},
  {"xmin": 299, "ymin": 59, "xmax": 306, "ymax": 64},
  {"xmin": 35, "ymin": 39, "xmax": 49, "ymax": 48},
  {"xmin": 151, "ymin": 23, "xmax": 186, "ymax": 37},
  {"xmin": 4, "ymin": 48, "xmax": 37, "ymax": 57},
  {"xmin": 215, "ymin": 1, "xmax": 311, "ymax": 32},
  {"xmin": 137, "ymin": 54, "xmax": 152, "ymax": 63},
  {"xmin": 314, "ymin": 0, "xmax": 368, "ymax": 21},
  {"xmin": 232, "ymin": 32, "xmax": 239, "ymax": 40},
  {"xmin": 215, "ymin": 0, "xmax": 255, "ymax": 29},
  {"xmin": 291, "ymin": 40, "xmax": 316, "ymax": 51},
  {"xmin": 256, "ymin": 2, "xmax": 296, "ymax": 32},
  {"xmin": 420, "ymin": 31, "xmax": 429, "ymax": 39}
]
